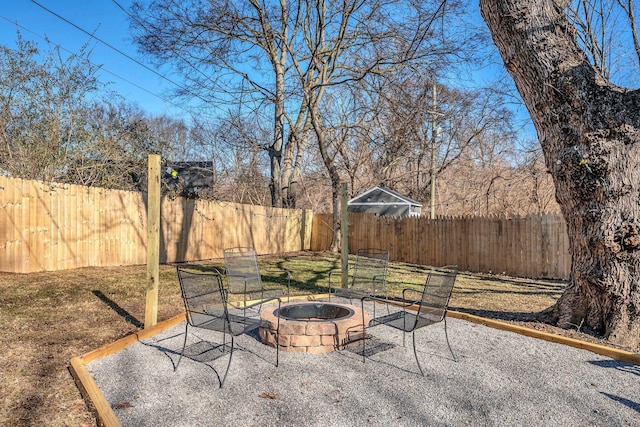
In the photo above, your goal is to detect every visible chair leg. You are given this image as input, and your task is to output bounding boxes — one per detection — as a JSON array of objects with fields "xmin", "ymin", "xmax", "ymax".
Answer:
[
  {"xmin": 361, "ymin": 304, "xmax": 367, "ymax": 364},
  {"xmin": 174, "ymin": 323, "xmax": 189, "ymax": 372},
  {"xmin": 402, "ymin": 309, "xmax": 407, "ymax": 347},
  {"xmin": 275, "ymin": 303, "xmax": 281, "ymax": 367},
  {"xmin": 412, "ymin": 332, "xmax": 425, "ymax": 376},
  {"xmin": 219, "ymin": 334, "xmax": 234, "ymax": 388},
  {"xmin": 223, "ymin": 326, "xmax": 227, "ymax": 349},
  {"xmin": 444, "ymin": 317, "xmax": 457, "ymax": 362},
  {"xmin": 384, "ymin": 291, "xmax": 390, "ymax": 315}
]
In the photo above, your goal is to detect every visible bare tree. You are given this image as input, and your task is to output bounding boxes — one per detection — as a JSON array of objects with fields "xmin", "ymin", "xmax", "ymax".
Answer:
[
  {"xmin": 619, "ymin": 0, "xmax": 640, "ymax": 70},
  {"xmin": 345, "ymin": 68, "xmax": 517, "ymax": 217},
  {"xmin": 0, "ymin": 33, "xmax": 199, "ymax": 193},
  {"xmin": 280, "ymin": 101, "xmax": 313, "ymax": 208},
  {"xmin": 481, "ymin": 0, "xmax": 640, "ymax": 350},
  {"xmin": 520, "ymin": 150, "xmax": 559, "ymax": 214},
  {"xmin": 297, "ymin": 0, "xmax": 476, "ymax": 250},
  {"xmin": 568, "ymin": 0, "xmax": 640, "ymax": 85},
  {"xmin": 0, "ymin": 35, "xmax": 99, "ymax": 182},
  {"xmin": 213, "ymin": 111, "xmax": 272, "ymax": 204},
  {"xmin": 567, "ymin": 0, "xmax": 618, "ymax": 80},
  {"xmin": 130, "ymin": 0, "xmax": 311, "ymax": 208}
]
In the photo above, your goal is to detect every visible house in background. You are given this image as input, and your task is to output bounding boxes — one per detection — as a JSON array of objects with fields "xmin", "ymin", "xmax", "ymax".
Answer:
[{"xmin": 347, "ymin": 186, "xmax": 422, "ymax": 217}]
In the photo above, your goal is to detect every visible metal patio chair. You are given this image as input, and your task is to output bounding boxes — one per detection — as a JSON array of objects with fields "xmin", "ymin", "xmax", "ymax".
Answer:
[
  {"xmin": 361, "ymin": 265, "xmax": 458, "ymax": 375},
  {"xmin": 328, "ymin": 248, "xmax": 389, "ymax": 302},
  {"xmin": 175, "ymin": 266, "xmax": 281, "ymax": 387},
  {"xmin": 223, "ymin": 247, "xmax": 290, "ymax": 311}
]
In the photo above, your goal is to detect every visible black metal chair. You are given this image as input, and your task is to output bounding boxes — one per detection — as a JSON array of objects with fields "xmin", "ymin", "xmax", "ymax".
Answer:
[
  {"xmin": 361, "ymin": 265, "xmax": 458, "ymax": 375},
  {"xmin": 223, "ymin": 246, "xmax": 290, "ymax": 309},
  {"xmin": 328, "ymin": 248, "xmax": 389, "ymax": 302},
  {"xmin": 175, "ymin": 266, "xmax": 281, "ymax": 387}
]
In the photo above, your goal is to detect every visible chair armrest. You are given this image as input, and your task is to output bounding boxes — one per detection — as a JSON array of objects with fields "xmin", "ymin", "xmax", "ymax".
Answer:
[
  {"xmin": 361, "ymin": 294, "xmax": 417, "ymax": 309},
  {"xmin": 243, "ymin": 295, "xmax": 281, "ymax": 310},
  {"xmin": 402, "ymin": 287, "xmax": 423, "ymax": 301},
  {"xmin": 328, "ymin": 269, "xmax": 351, "ymax": 293},
  {"xmin": 328, "ymin": 269, "xmax": 348, "ymax": 281},
  {"xmin": 262, "ymin": 268, "xmax": 291, "ymax": 300}
]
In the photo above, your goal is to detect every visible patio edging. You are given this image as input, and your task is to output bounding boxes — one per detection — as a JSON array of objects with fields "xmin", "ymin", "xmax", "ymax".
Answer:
[
  {"xmin": 447, "ymin": 310, "xmax": 640, "ymax": 365},
  {"xmin": 69, "ymin": 315, "xmax": 186, "ymax": 427}
]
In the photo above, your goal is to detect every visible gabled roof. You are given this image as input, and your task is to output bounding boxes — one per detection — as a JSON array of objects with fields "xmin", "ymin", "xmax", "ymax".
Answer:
[{"xmin": 348, "ymin": 186, "xmax": 422, "ymax": 206}]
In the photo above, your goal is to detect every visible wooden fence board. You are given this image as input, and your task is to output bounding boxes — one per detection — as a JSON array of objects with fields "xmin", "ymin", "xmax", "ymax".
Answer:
[
  {"xmin": 0, "ymin": 177, "xmax": 8, "ymax": 270},
  {"xmin": 0, "ymin": 176, "xmax": 570, "ymax": 279},
  {"xmin": 12, "ymin": 178, "xmax": 22, "ymax": 272},
  {"xmin": 311, "ymin": 212, "xmax": 571, "ymax": 280},
  {"xmin": 0, "ymin": 177, "xmax": 314, "ymax": 273}
]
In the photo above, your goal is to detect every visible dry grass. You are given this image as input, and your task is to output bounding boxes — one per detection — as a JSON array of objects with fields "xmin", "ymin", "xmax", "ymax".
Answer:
[
  {"xmin": 0, "ymin": 264, "xmax": 184, "ymax": 426},
  {"xmin": 0, "ymin": 251, "xmax": 619, "ymax": 426}
]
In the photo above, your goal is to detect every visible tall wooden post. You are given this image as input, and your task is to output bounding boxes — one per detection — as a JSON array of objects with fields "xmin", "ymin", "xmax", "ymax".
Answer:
[
  {"xmin": 145, "ymin": 154, "xmax": 161, "ymax": 329},
  {"xmin": 430, "ymin": 84, "xmax": 437, "ymax": 219},
  {"xmin": 341, "ymin": 182, "xmax": 349, "ymax": 288}
]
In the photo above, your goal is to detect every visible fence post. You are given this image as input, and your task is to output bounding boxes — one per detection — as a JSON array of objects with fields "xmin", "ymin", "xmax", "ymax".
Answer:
[
  {"xmin": 341, "ymin": 182, "xmax": 349, "ymax": 288},
  {"xmin": 145, "ymin": 154, "xmax": 161, "ymax": 329}
]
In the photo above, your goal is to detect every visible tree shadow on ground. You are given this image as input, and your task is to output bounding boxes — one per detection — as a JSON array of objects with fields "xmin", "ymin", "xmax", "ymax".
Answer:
[
  {"xmin": 273, "ymin": 254, "xmax": 339, "ymax": 294},
  {"xmin": 600, "ymin": 392, "xmax": 640, "ymax": 413},
  {"xmin": 448, "ymin": 306, "xmax": 541, "ymax": 322},
  {"xmin": 92, "ymin": 290, "xmax": 144, "ymax": 329},
  {"xmin": 588, "ymin": 359, "xmax": 640, "ymax": 377}
]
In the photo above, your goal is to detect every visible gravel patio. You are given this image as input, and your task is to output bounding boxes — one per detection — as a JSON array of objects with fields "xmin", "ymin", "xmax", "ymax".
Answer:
[{"xmin": 82, "ymin": 298, "xmax": 640, "ymax": 427}]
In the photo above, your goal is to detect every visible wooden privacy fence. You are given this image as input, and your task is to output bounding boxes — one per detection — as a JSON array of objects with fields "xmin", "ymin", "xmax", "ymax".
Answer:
[
  {"xmin": 311, "ymin": 213, "xmax": 571, "ymax": 280},
  {"xmin": 0, "ymin": 175, "xmax": 570, "ymax": 279},
  {"xmin": 0, "ymin": 176, "xmax": 313, "ymax": 273}
]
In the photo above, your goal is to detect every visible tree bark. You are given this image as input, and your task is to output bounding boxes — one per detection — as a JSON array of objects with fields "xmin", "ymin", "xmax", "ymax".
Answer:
[
  {"xmin": 480, "ymin": 0, "xmax": 640, "ymax": 350},
  {"xmin": 281, "ymin": 108, "xmax": 311, "ymax": 209},
  {"xmin": 270, "ymin": 62, "xmax": 285, "ymax": 208},
  {"xmin": 308, "ymin": 96, "xmax": 342, "ymax": 253}
]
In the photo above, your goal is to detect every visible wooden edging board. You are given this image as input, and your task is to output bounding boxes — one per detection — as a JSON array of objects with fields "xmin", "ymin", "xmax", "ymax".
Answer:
[
  {"xmin": 69, "ymin": 314, "xmax": 185, "ymax": 427},
  {"xmin": 70, "ymin": 299, "xmax": 640, "ymax": 427},
  {"xmin": 446, "ymin": 310, "xmax": 640, "ymax": 365}
]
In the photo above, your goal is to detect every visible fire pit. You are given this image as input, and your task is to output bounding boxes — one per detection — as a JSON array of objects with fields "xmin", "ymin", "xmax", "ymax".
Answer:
[{"xmin": 259, "ymin": 301, "xmax": 369, "ymax": 354}]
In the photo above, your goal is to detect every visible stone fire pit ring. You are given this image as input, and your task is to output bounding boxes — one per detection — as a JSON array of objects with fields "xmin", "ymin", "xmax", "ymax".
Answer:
[{"xmin": 259, "ymin": 301, "xmax": 370, "ymax": 354}]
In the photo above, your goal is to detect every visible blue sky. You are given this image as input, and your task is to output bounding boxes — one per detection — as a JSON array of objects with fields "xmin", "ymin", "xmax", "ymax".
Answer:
[
  {"xmin": 0, "ymin": 1, "xmax": 536, "ymax": 142},
  {"xmin": 0, "ymin": 0, "xmax": 186, "ymax": 118}
]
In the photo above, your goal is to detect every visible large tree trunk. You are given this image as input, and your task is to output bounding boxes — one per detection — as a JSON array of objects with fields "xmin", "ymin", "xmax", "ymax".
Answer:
[
  {"xmin": 270, "ymin": 63, "xmax": 286, "ymax": 208},
  {"xmin": 480, "ymin": 0, "xmax": 640, "ymax": 350},
  {"xmin": 308, "ymin": 91, "xmax": 342, "ymax": 253},
  {"xmin": 281, "ymin": 109, "xmax": 311, "ymax": 209}
]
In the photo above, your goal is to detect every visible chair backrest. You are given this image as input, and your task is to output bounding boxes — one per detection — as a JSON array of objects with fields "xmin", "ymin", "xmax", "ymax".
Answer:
[
  {"xmin": 415, "ymin": 266, "xmax": 458, "ymax": 329},
  {"xmin": 350, "ymin": 248, "xmax": 389, "ymax": 294},
  {"xmin": 176, "ymin": 267, "xmax": 226, "ymax": 329},
  {"xmin": 223, "ymin": 246, "xmax": 263, "ymax": 295}
]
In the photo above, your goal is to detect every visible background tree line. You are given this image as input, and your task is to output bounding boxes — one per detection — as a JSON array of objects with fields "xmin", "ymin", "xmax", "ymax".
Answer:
[{"xmin": 0, "ymin": 5, "xmax": 558, "ymax": 220}]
